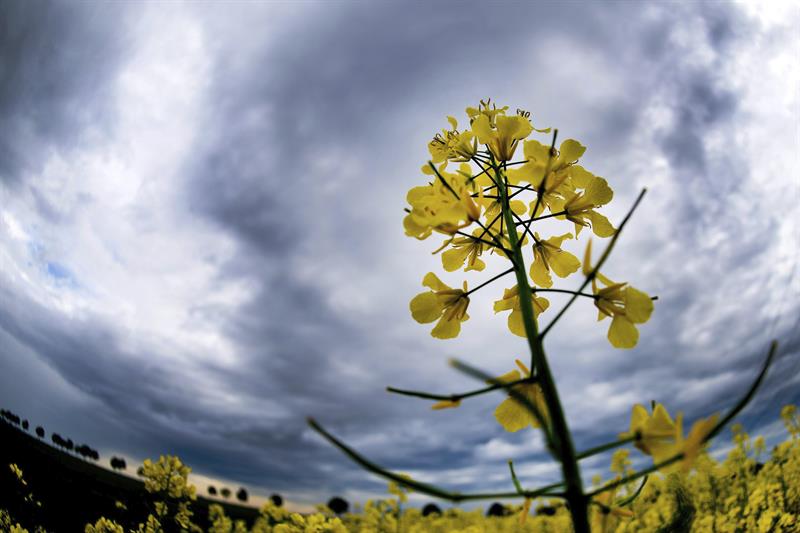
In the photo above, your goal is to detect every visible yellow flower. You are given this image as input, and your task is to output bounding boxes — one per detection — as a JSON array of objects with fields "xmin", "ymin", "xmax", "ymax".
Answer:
[
  {"xmin": 471, "ymin": 112, "xmax": 533, "ymax": 162},
  {"xmin": 439, "ymin": 228, "xmax": 487, "ymax": 272},
  {"xmin": 493, "ymin": 360, "xmax": 549, "ymax": 432},
  {"xmin": 403, "ymin": 163, "xmax": 481, "ymax": 240},
  {"xmin": 590, "ymin": 483, "xmax": 635, "ymax": 533},
  {"xmin": 428, "ymin": 115, "xmax": 478, "ymax": 163},
  {"xmin": 680, "ymin": 413, "xmax": 719, "ymax": 471},
  {"xmin": 493, "ymin": 285, "xmax": 549, "ymax": 337},
  {"xmin": 584, "ymin": 241, "xmax": 654, "ymax": 349},
  {"xmin": 562, "ymin": 175, "xmax": 615, "ymax": 237},
  {"xmin": 622, "ymin": 403, "xmax": 682, "ymax": 464},
  {"xmin": 409, "ymin": 272, "xmax": 469, "ymax": 339},
  {"xmin": 507, "ymin": 138, "xmax": 593, "ymax": 217},
  {"xmin": 529, "ymin": 232, "xmax": 581, "ymax": 288},
  {"xmin": 623, "ymin": 403, "xmax": 720, "ymax": 473}
]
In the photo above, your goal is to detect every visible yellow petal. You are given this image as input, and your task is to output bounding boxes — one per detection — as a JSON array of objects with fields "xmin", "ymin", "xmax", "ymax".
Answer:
[
  {"xmin": 494, "ymin": 396, "xmax": 531, "ymax": 432},
  {"xmin": 508, "ymin": 309, "xmax": 526, "ymax": 337},
  {"xmin": 491, "ymin": 369, "xmax": 521, "ymax": 385},
  {"xmin": 548, "ymin": 249, "xmax": 581, "ymax": 278},
  {"xmin": 588, "ymin": 211, "xmax": 616, "ymax": 237},
  {"xmin": 533, "ymin": 295, "xmax": 550, "ymax": 315},
  {"xmin": 471, "ymin": 114, "xmax": 494, "ymax": 145},
  {"xmin": 625, "ymin": 286, "xmax": 654, "ymax": 324},
  {"xmin": 583, "ymin": 239, "xmax": 593, "ymax": 276},
  {"xmin": 681, "ymin": 414, "xmax": 719, "ymax": 471},
  {"xmin": 546, "ymin": 232, "xmax": 573, "ymax": 248},
  {"xmin": 441, "ymin": 247, "xmax": 470, "ymax": 272},
  {"xmin": 608, "ymin": 315, "xmax": 639, "ymax": 348},
  {"xmin": 510, "ymin": 200, "xmax": 527, "ymax": 216},
  {"xmin": 529, "ymin": 254, "xmax": 553, "ymax": 288},
  {"xmin": 585, "ymin": 177, "xmax": 613, "ymax": 206},
  {"xmin": 569, "ymin": 165, "xmax": 594, "ymax": 188},
  {"xmin": 431, "ymin": 315, "xmax": 461, "ymax": 339},
  {"xmin": 522, "ymin": 139, "xmax": 550, "ymax": 162},
  {"xmin": 559, "ymin": 139, "xmax": 586, "ymax": 163},
  {"xmin": 422, "ymin": 272, "xmax": 449, "ymax": 291},
  {"xmin": 446, "ymin": 115, "xmax": 458, "ymax": 130},
  {"xmin": 409, "ymin": 292, "xmax": 442, "ymax": 324},
  {"xmin": 431, "ymin": 399, "xmax": 460, "ymax": 410}
]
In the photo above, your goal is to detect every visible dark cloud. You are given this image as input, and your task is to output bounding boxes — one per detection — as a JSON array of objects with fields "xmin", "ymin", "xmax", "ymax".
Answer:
[{"xmin": 0, "ymin": 0, "xmax": 129, "ymax": 188}]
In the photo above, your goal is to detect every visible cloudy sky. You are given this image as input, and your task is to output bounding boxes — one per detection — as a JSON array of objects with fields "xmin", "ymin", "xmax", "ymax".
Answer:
[{"xmin": 1, "ymin": 0, "xmax": 798, "ymax": 509}]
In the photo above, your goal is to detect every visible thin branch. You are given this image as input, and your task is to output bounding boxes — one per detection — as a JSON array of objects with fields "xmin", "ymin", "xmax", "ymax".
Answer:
[
  {"xmin": 533, "ymin": 288, "xmax": 597, "ymax": 300},
  {"xmin": 707, "ymin": 341, "xmax": 777, "ymax": 440},
  {"xmin": 386, "ymin": 373, "xmax": 535, "ymax": 403},
  {"xmin": 466, "ymin": 268, "xmax": 515, "ymax": 296},
  {"xmin": 508, "ymin": 460, "xmax": 524, "ymax": 494},
  {"xmin": 307, "ymin": 418, "xmax": 563, "ymax": 502},
  {"xmin": 587, "ymin": 454, "xmax": 682, "ymax": 498},
  {"xmin": 575, "ymin": 435, "xmax": 637, "ymax": 460},
  {"xmin": 617, "ymin": 476, "xmax": 648, "ymax": 507},
  {"xmin": 514, "ymin": 210, "xmax": 568, "ymax": 225},
  {"xmin": 587, "ymin": 341, "xmax": 776, "ymax": 498},
  {"xmin": 453, "ymin": 231, "xmax": 513, "ymax": 256}
]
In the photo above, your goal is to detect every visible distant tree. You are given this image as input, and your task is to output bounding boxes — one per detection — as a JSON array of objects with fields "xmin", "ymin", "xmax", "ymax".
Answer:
[
  {"xmin": 21, "ymin": 420, "xmax": 29, "ymax": 430},
  {"xmin": 327, "ymin": 496, "xmax": 349, "ymax": 515},
  {"xmin": 35, "ymin": 426, "xmax": 45, "ymax": 438},
  {"xmin": 220, "ymin": 487, "xmax": 231, "ymax": 499},
  {"xmin": 52, "ymin": 433, "xmax": 65, "ymax": 448},
  {"xmin": 422, "ymin": 503, "xmax": 442, "ymax": 516},
  {"xmin": 536, "ymin": 504, "xmax": 558, "ymax": 516},
  {"xmin": 269, "ymin": 493, "xmax": 283, "ymax": 507},
  {"xmin": 236, "ymin": 488, "xmax": 248, "ymax": 502},
  {"xmin": 207, "ymin": 485, "xmax": 217, "ymax": 496},
  {"xmin": 65, "ymin": 438, "xmax": 74, "ymax": 451},
  {"xmin": 486, "ymin": 502, "xmax": 509, "ymax": 517},
  {"xmin": 136, "ymin": 466, "xmax": 145, "ymax": 477},
  {"xmin": 1, "ymin": 409, "xmax": 21, "ymax": 426},
  {"xmin": 110, "ymin": 456, "xmax": 127, "ymax": 471}
]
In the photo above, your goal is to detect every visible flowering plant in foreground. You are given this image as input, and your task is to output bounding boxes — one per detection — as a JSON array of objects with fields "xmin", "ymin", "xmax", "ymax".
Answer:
[{"xmin": 303, "ymin": 99, "xmax": 778, "ymax": 532}]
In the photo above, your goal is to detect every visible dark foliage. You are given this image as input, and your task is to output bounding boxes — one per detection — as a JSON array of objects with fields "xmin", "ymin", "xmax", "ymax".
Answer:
[
  {"xmin": 327, "ymin": 496, "xmax": 349, "ymax": 515},
  {"xmin": 422, "ymin": 503, "xmax": 442, "ymax": 516},
  {"xmin": 486, "ymin": 502, "xmax": 510, "ymax": 517}
]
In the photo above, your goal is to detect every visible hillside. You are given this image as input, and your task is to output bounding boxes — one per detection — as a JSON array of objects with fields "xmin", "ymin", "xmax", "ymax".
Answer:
[{"xmin": 0, "ymin": 420, "xmax": 260, "ymax": 531}]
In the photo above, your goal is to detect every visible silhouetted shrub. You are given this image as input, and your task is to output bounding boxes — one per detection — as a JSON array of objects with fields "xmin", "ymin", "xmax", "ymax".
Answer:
[
  {"xmin": 35, "ymin": 426, "xmax": 45, "ymax": 438},
  {"xmin": 220, "ymin": 487, "xmax": 231, "ymax": 499},
  {"xmin": 207, "ymin": 485, "xmax": 217, "ymax": 496},
  {"xmin": 236, "ymin": 487, "xmax": 248, "ymax": 502},
  {"xmin": 422, "ymin": 503, "xmax": 442, "ymax": 516},
  {"xmin": 327, "ymin": 496, "xmax": 349, "ymax": 515},
  {"xmin": 486, "ymin": 502, "xmax": 509, "ymax": 516},
  {"xmin": 270, "ymin": 493, "xmax": 283, "ymax": 507},
  {"xmin": 536, "ymin": 504, "xmax": 558, "ymax": 516},
  {"xmin": 22, "ymin": 420, "xmax": 29, "ymax": 430},
  {"xmin": 110, "ymin": 456, "xmax": 127, "ymax": 471}
]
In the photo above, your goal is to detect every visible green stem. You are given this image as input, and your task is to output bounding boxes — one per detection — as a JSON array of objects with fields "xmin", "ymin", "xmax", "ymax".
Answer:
[
  {"xmin": 575, "ymin": 435, "xmax": 637, "ymax": 460},
  {"xmin": 307, "ymin": 417, "xmax": 563, "ymax": 502},
  {"xmin": 494, "ymin": 157, "xmax": 590, "ymax": 533},
  {"xmin": 386, "ymin": 373, "xmax": 535, "ymax": 403},
  {"xmin": 466, "ymin": 268, "xmax": 514, "ymax": 296}
]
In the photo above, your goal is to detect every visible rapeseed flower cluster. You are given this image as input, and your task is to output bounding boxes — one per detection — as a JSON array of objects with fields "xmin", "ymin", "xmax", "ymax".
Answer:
[{"xmin": 404, "ymin": 100, "xmax": 654, "ymax": 348}]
